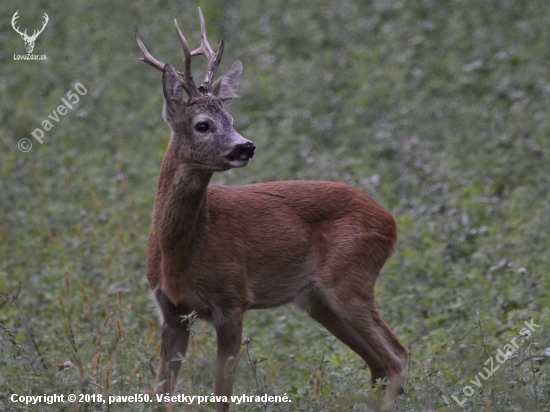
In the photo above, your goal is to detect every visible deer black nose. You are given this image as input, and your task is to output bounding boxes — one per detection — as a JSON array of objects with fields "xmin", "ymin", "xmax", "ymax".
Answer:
[
  {"xmin": 240, "ymin": 142, "xmax": 256, "ymax": 158},
  {"xmin": 227, "ymin": 142, "xmax": 256, "ymax": 160}
]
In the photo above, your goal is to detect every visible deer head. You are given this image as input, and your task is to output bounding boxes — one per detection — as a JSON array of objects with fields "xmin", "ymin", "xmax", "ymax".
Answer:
[
  {"xmin": 12, "ymin": 11, "xmax": 49, "ymax": 54},
  {"xmin": 135, "ymin": 8, "xmax": 255, "ymax": 172}
]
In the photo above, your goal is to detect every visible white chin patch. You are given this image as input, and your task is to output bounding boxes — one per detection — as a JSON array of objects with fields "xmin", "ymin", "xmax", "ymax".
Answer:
[{"xmin": 227, "ymin": 158, "xmax": 250, "ymax": 168}]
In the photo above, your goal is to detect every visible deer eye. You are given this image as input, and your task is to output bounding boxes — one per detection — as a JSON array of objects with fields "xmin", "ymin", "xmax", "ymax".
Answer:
[{"xmin": 194, "ymin": 122, "xmax": 210, "ymax": 132}]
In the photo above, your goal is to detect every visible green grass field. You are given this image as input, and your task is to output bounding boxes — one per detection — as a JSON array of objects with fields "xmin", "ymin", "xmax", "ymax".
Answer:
[{"xmin": 1, "ymin": 0, "xmax": 549, "ymax": 410}]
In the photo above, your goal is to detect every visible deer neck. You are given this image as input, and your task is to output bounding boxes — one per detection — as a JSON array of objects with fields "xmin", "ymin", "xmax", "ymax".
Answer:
[{"xmin": 153, "ymin": 141, "xmax": 212, "ymax": 256}]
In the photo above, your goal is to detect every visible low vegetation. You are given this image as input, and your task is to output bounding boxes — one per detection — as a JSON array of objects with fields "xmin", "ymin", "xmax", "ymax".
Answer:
[{"xmin": 1, "ymin": 0, "xmax": 548, "ymax": 410}]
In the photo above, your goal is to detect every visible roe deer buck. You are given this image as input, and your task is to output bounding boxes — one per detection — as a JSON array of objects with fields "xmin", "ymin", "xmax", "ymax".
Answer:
[{"xmin": 135, "ymin": 8, "xmax": 408, "ymax": 411}]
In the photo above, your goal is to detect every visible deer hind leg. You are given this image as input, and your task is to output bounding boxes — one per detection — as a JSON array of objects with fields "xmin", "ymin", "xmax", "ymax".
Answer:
[
  {"xmin": 323, "ymin": 285, "xmax": 407, "ymax": 395},
  {"xmin": 312, "ymin": 268, "xmax": 408, "ymax": 395},
  {"xmin": 153, "ymin": 288, "xmax": 190, "ymax": 395},
  {"xmin": 301, "ymin": 289, "xmax": 387, "ymax": 385}
]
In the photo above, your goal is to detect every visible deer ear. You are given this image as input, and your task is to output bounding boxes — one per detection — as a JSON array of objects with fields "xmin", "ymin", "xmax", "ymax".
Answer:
[
  {"xmin": 212, "ymin": 60, "xmax": 242, "ymax": 106},
  {"xmin": 162, "ymin": 64, "xmax": 184, "ymax": 126}
]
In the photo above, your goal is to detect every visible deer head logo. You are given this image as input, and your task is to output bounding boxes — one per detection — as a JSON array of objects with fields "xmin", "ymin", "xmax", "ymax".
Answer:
[{"xmin": 12, "ymin": 11, "xmax": 49, "ymax": 54}]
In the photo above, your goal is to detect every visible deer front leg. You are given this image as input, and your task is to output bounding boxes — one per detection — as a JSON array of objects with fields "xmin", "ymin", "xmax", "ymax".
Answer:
[
  {"xmin": 153, "ymin": 289, "xmax": 190, "ymax": 395},
  {"xmin": 156, "ymin": 320, "xmax": 190, "ymax": 394},
  {"xmin": 214, "ymin": 309, "xmax": 243, "ymax": 412}
]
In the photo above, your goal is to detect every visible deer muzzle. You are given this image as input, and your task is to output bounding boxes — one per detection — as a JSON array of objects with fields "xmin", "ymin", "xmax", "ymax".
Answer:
[{"xmin": 226, "ymin": 142, "xmax": 256, "ymax": 160}]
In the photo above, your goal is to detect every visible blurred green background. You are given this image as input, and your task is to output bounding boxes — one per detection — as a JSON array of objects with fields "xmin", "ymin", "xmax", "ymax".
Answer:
[{"xmin": 1, "ymin": 0, "xmax": 549, "ymax": 410}]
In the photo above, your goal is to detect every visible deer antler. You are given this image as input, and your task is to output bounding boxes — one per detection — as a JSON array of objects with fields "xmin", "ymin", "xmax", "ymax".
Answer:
[
  {"xmin": 11, "ymin": 11, "xmax": 28, "ymax": 38},
  {"xmin": 173, "ymin": 19, "xmax": 202, "ymax": 99},
  {"xmin": 134, "ymin": 25, "xmax": 168, "ymax": 72},
  {"xmin": 135, "ymin": 22, "xmax": 201, "ymax": 99},
  {"xmin": 189, "ymin": 8, "xmax": 224, "ymax": 95},
  {"xmin": 135, "ymin": 8, "xmax": 224, "ymax": 99}
]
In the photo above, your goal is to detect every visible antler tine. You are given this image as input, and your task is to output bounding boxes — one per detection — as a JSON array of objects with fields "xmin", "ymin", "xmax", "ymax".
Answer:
[
  {"xmin": 190, "ymin": 8, "xmax": 225, "ymax": 94},
  {"xmin": 202, "ymin": 39, "xmax": 224, "ymax": 94},
  {"xmin": 134, "ymin": 24, "xmax": 168, "ymax": 73},
  {"xmin": 174, "ymin": 19, "xmax": 201, "ymax": 98},
  {"xmin": 190, "ymin": 8, "xmax": 214, "ymax": 60}
]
